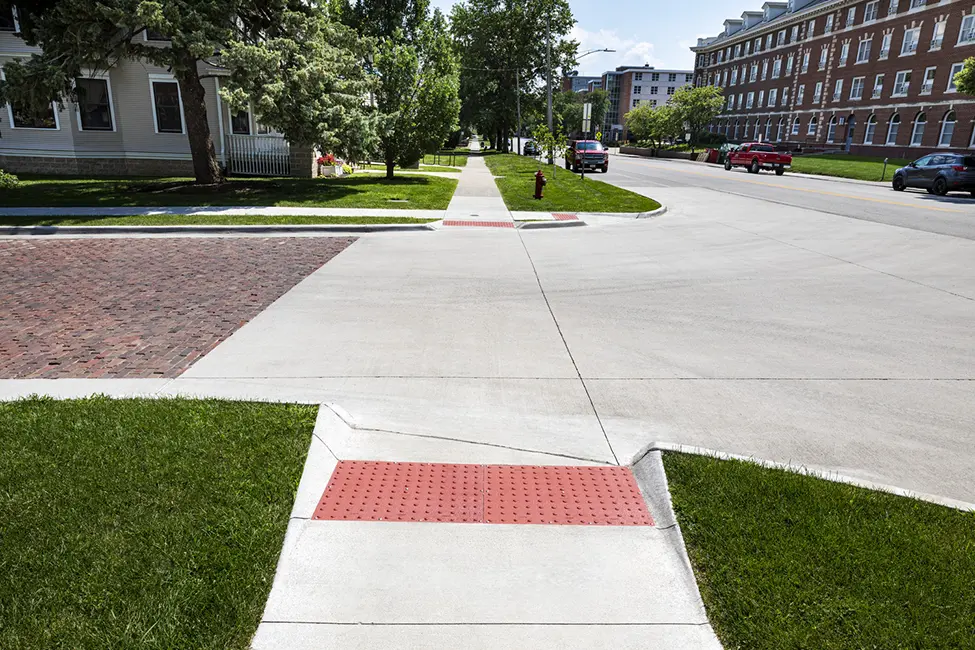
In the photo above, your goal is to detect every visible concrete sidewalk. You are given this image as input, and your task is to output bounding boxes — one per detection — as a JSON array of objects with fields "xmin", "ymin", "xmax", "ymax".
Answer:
[{"xmin": 444, "ymin": 156, "xmax": 513, "ymax": 223}]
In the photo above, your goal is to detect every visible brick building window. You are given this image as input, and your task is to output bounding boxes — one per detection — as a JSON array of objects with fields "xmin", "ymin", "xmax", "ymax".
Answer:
[
  {"xmin": 892, "ymin": 70, "xmax": 911, "ymax": 97},
  {"xmin": 772, "ymin": 59, "xmax": 782, "ymax": 78},
  {"xmin": 802, "ymin": 51, "xmax": 810, "ymax": 73},
  {"xmin": 808, "ymin": 115, "xmax": 818, "ymax": 135},
  {"xmin": 930, "ymin": 20, "xmax": 946, "ymax": 51},
  {"xmin": 873, "ymin": 73, "xmax": 885, "ymax": 98},
  {"xmin": 864, "ymin": 115, "xmax": 878, "ymax": 144},
  {"xmin": 786, "ymin": 54, "xmax": 794, "ymax": 75},
  {"xmin": 827, "ymin": 116, "xmax": 838, "ymax": 142},
  {"xmin": 759, "ymin": 90, "xmax": 765, "ymax": 106},
  {"xmin": 908, "ymin": 0, "xmax": 925, "ymax": 9},
  {"xmin": 808, "ymin": 19, "xmax": 815, "ymax": 37},
  {"xmin": 747, "ymin": 92, "xmax": 755, "ymax": 109},
  {"xmin": 635, "ymin": 72, "xmax": 643, "ymax": 81},
  {"xmin": 947, "ymin": 62, "xmax": 964, "ymax": 92},
  {"xmin": 762, "ymin": 60, "xmax": 769, "ymax": 80},
  {"xmin": 750, "ymin": 63, "xmax": 758, "ymax": 82},
  {"xmin": 857, "ymin": 38, "xmax": 872, "ymax": 63},
  {"xmin": 776, "ymin": 118, "xmax": 784, "ymax": 141},
  {"xmin": 813, "ymin": 81, "xmax": 823, "ymax": 102},
  {"xmin": 900, "ymin": 27, "xmax": 920, "ymax": 55},
  {"xmin": 824, "ymin": 14, "xmax": 834, "ymax": 34},
  {"xmin": 939, "ymin": 111, "xmax": 956, "ymax": 147},
  {"xmin": 792, "ymin": 25, "xmax": 799, "ymax": 42},
  {"xmin": 792, "ymin": 116, "xmax": 801, "ymax": 135},
  {"xmin": 819, "ymin": 46, "xmax": 828, "ymax": 70},
  {"xmin": 850, "ymin": 76, "xmax": 865, "ymax": 100},
  {"xmin": 959, "ymin": 14, "xmax": 975, "ymax": 45},
  {"xmin": 797, "ymin": 84, "xmax": 805, "ymax": 104},
  {"xmin": 879, "ymin": 33, "xmax": 892, "ymax": 59},
  {"xmin": 920, "ymin": 67, "xmax": 936, "ymax": 95},
  {"xmin": 886, "ymin": 114, "xmax": 901, "ymax": 144},
  {"xmin": 888, "ymin": 0, "xmax": 899, "ymax": 15},
  {"xmin": 847, "ymin": 7, "xmax": 856, "ymax": 27},
  {"xmin": 839, "ymin": 42, "xmax": 850, "ymax": 66},
  {"xmin": 910, "ymin": 112, "xmax": 926, "ymax": 146},
  {"xmin": 865, "ymin": 1, "xmax": 879, "ymax": 22},
  {"xmin": 765, "ymin": 119, "xmax": 772, "ymax": 141},
  {"xmin": 768, "ymin": 88, "xmax": 778, "ymax": 107},
  {"xmin": 832, "ymin": 78, "xmax": 844, "ymax": 101}
]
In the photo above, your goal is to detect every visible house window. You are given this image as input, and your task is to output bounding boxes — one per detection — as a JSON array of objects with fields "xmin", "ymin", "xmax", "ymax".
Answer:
[
  {"xmin": 150, "ymin": 79, "xmax": 183, "ymax": 133},
  {"xmin": 856, "ymin": 38, "xmax": 872, "ymax": 64},
  {"xmin": 75, "ymin": 77, "xmax": 113, "ymax": 131},
  {"xmin": 792, "ymin": 117, "xmax": 801, "ymax": 135},
  {"xmin": 839, "ymin": 42, "xmax": 850, "ymax": 66},
  {"xmin": 0, "ymin": 1, "xmax": 16, "ymax": 31},
  {"xmin": 920, "ymin": 67, "xmax": 936, "ymax": 95},
  {"xmin": 864, "ymin": 115, "xmax": 877, "ymax": 144},
  {"xmin": 873, "ymin": 73, "xmax": 885, "ymax": 98},
  {"xmin": 959, "ymin": 14, "xmax": 975, "ymax": 46},
  {"xmin": 886, "ymin": 114, "xmax": 901, "ymax": 144},
  {"xmin": 796, "ymin": 84, "xmax": 805, "ymax": 105},
  {"xmin": 900, "ymin": 27, "xmax": 920, "ymax": 56},
  {"xmin": 892, "ymin": 70, "xmax": 911, "ymax": 97},
  {"xmin": 865, "ymin": 1, "xmax": 879, "ymax": 22},
  {"xmin": 832, "ymin": 78, "xmax": 844, "ymax": 101},
  {"xmin": 947, "ymin": 62, "xmax": 964, "ymax": 92},
  {"xmin": 850, "ymin": 76, "xmax": 865, "ymax": 100},
  {"xmin": 231, "ymin": 110, "xmax": 251, "ymax": 135},
  {"xmin": 910, "ymin": 112, "xmax": 926, "ymax": 146},
  {"xmin": 939, "ymin": 111, "xmax": 956, "ymax": 147},
  {"xmin": 10, "ymin": 101, "xmax": 59, "ymax": 129},
  {"xmin": 808, "ymin": 115, "xmax": 818, "ymax": 136},
  {"xmin": 879, "ymin": 33, "xmax": 892, "ymax": 59},
  {"xmin": 931, "ymin": 20, "xmax": 946, "ymax": 51},
  {"xmin": 827, "ymin": 116, "xmax": 838, "ymax": 142}
]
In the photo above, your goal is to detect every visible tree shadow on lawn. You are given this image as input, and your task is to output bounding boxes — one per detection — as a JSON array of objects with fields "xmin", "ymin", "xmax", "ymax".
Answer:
[{"xmin": 1, "ymin": 175, "xmax": 446, "ymax": 207}]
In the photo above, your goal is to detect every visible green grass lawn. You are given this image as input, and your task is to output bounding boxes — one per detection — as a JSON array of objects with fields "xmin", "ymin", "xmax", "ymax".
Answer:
[
  {"xmin": 483, "ymin": 154, "xmax": 660, "ymax": 213},
  {"xmin": 0, "ymin": 397, "xmax": 317, "ymax": 650},
  {"xmin": 790, "ymin": 154, "xmax": 913, "ymax": 182},
  {"xmin": 0, "ymin": 215, "xmax": 437, "ymax": 227},
  {"xmin": 664, "ymin": 453, "xmax": 975, "ymax": 649},
  {"xmin": 0, "ymin": 175, "xmax": 458, "ymax": 209}
]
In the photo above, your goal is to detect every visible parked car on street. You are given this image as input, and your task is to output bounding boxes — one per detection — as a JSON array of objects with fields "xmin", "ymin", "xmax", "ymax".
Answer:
[
  {"xmin": 523, "ymin": 141, "xmax": 541, "ymax": 156},
  {"xmin": 891, "ymin": 153, "xmax": 975, "ymax": 197},
  {"xmin": 564, "ymin": 140, "xmax": 609, "ymax": 173},
  {"xmin": 724, "ymin": 142, "xmax": 792, "ymax": 175}
]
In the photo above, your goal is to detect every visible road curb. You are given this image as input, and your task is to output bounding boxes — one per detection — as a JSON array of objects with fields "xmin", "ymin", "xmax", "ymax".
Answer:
[
  {"xmin": 517, "ymin": 220, "xmax": 588, "ymax": 230},
  {"xmin": 0, "ymin": 223, "xmax": 436, "ymax": 236},
  {"xmin": 631, "ymin": 441, "xmax": 975, "ymax": 512},
  {"xmin": 636, "ymin": 205, "xmax": 668, "ymax": 219}
]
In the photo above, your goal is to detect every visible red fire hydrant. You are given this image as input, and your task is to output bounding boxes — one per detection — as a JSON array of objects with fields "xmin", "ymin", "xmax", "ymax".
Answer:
[{"xmin": 534, "ymin": 169, "xmax": 547, "ymax": 200}]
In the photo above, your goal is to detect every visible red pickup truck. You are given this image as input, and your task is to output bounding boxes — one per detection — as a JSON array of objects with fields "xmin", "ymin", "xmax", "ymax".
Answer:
[{"xmin": 724, "ymin": 143, "xmax": 792, "ymax": 175}]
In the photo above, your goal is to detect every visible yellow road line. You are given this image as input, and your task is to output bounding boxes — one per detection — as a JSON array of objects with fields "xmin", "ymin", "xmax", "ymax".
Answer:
[{"xmin": 622, "ymin": 158, "xmax": 968, "ymax": 214}]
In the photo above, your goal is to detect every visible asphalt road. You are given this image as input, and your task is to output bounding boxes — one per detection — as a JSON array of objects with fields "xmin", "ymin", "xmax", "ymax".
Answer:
[{"xmin": 603, "ymin": 153, "xmax": 975, "ymax": 240}]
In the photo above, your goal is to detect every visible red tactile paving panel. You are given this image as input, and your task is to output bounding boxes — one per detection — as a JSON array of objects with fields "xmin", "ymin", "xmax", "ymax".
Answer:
[
  {"xmin": 313, "ymin": 462, "xmax": 653, "ymax": 526},
  {"xmin": 552, "ymin": 213, "xmax": 579, "ymax": 221},
  {"xmin": 314, "ymin": 461, "xmax": 484, "ymax": 523},
  {"xmin": 442, "ymin": 220, "xmax": 515, "ymax": 228},
  {"xmin": 0, "ymin": 238, "xmax": 354, "ymax": 379},
  {"xmin": 485, "ymin": 465, "xmax": 653, "ymax": 526}
]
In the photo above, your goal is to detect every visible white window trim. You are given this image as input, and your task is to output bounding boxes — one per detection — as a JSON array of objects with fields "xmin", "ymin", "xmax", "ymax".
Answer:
[
  {"xmin": 864, "ymin": 116, "xmax": 877, "ymax": 144},
  {"xmin": 946, "ymin": 62, "xmax": 964, "ymax": 93},
  {"xmin": 886, "ymin": 118, "xmax": 900, "ymax": 146},
  {"xmin": 910, "ymin": 115, "xmax": 926, "ymax": 146},
  {"xmin": 74, "ymin": 70, "xmax": 117, "ymax": 133},
  {"xmin": 850, "ymin": 77, "xmax": 865, "ymax": 100},
  {"xmin": 1, "ymin": 67, "xmax": 61, "ymax": 131},
  {"xmin": 856, "ymin": 38, "xmax": 872, "ymax": 64},
  {"xmin": 959, "ymin": 14, "xmax": 975, "ymax": 46},
  {"xmin": 900, "ymin": 28, "xmax": 920, "ymax": 57},
  {"xmin": 919, "ymin": 66, "xmax": 937, "ymax": 95},
  {"xmin": 148, "ymin": 73, "xmax": 186, "ymax": 135},
  {"xmin": 2, "ymin": 3, "xmax": 21, "ymax": 31},
  {"xmin": 938, "ymin": 114, "xmax": 955, "ymax": 148}
]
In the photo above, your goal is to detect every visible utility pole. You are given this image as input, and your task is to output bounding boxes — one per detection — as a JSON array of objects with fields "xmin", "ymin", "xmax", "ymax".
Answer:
[
  {"xmin": 546, "ymin": 10, "xmax": 552, "ymax": 134},
  {"xmin": 516, "ymin": 69, "xmax": 522, "ymax": 156}
]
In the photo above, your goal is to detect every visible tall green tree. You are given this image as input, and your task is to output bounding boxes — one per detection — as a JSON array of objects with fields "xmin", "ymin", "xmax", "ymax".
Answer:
[
  {"xmin": 451, "ymin": 0, "xmax": 576, "ymax": 153},
  {"xmin": 1, "ymin": 0, "xmax": 365, "ymax": 184},
  {"xmin": 668, "ymin": 85, "xmax": 725, "ymax": 150},
  {"xmin": 341, "ymin": 0, "xmax": 460, "ymax": 178},
  {"xmin": 556, "ymin": 88, "xmax": 608, "ymax": 137},
  {"xmin": 625, "ymin": 104, "xmax": 681, "ymax": 149},
  {"xmin": 953, "ymin": 57, "xmax": 975, "ymax": 95}
]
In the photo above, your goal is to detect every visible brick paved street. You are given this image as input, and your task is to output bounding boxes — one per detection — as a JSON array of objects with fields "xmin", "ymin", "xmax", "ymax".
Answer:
[{"xmin": 0, "ymin": 237, "xmax": 355, "ymax": 379}]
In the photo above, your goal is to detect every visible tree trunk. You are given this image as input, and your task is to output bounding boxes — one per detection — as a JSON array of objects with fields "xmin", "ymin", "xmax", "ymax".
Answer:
[
  {"xmin": 385, "ymin": 152, "xmax": 396, "ymax": 179},
  {"xmin": 173, "ymin": 55, "xmax": 222, "ymax": 184}
]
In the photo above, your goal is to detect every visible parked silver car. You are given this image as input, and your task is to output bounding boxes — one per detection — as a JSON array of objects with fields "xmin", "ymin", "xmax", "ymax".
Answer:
[{"xmin": 892, "ymin": 153, "xmax": 975, "ymax": 197}]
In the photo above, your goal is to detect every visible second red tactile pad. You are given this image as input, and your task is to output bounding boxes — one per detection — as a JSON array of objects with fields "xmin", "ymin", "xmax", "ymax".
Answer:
[{"xmin": 313, "ymin": 461, "xmax": 653, "ymax": 526}]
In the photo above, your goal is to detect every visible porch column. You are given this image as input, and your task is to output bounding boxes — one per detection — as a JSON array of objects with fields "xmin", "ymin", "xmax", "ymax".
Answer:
[{"xmin": 289, "ymin": 144, "xmax": 318, "ymax": 178}]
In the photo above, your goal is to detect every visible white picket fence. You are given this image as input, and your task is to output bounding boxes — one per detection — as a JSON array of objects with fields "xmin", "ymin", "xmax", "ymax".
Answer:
[{"xmin": 227, "ymin": 135, "xmax": 290, "ymax": 176}]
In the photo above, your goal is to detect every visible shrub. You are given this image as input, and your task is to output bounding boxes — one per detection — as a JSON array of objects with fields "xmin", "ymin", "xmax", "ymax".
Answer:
[
  {"xmin": 0, "ymin": 169, "xmax": 20, "ymax": 189},
  {"xmin": 342, "ymin": 164, "xmax": 353, "ymax": 175}
]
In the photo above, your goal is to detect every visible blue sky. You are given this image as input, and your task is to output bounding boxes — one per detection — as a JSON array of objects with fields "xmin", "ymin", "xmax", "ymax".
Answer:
[{"xmin": 430, "ymin": 0, "xmax": 761, "ymax": 74}]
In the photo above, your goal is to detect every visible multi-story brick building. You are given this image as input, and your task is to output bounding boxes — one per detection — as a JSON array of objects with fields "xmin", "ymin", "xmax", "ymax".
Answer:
[
  {"xmin": 601, "ymin": 65, "xmax": 694, "ymax": 141},
  {"xmin": 691, "ymin": 0, "xmax": 975, "ymax": 157}
]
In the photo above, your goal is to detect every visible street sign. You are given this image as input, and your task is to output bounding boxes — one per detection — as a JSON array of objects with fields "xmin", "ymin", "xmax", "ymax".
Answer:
[
  {"xmin": 582, "ymin": 119, "xmax": 592, "ymax": 132},
  {"xmin": 582, "ymin": 102, "xmax": 592, "ymax": 134},
  {"xmin": 596, "ymin": 131, "xmax": 602, "ymax": 141}
]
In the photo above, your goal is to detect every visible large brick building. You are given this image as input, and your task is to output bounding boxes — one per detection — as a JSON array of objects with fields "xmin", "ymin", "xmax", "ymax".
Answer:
[{"xmin": 691, "ymin": 0, "xmax": 975, "ymax": 157}]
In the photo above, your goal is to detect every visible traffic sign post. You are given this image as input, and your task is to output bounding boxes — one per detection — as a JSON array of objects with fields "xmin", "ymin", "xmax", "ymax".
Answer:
[{"xmin": 582, "ymin": 103, "xmax": 593, "ymax": 181}]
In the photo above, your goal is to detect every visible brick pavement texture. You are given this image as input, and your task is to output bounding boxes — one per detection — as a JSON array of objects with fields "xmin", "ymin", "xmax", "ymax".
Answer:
[{"xmin": 0, "ymin": 237, "xmax": 355, "ymax": 379}]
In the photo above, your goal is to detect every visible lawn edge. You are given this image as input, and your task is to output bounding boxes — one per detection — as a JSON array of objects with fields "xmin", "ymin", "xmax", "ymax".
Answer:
[
  {"xmin": 0, "ymin": 223, "xmax": 436, "ymax": 236},
  {"xmin": 630, "ymin": 441, "xmax": 975, "ymax": 512}
]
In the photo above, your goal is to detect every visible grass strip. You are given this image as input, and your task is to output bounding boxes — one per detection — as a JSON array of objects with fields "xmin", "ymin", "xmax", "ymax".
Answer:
[
  {"xmin": 0, "ymin": 397, "xmax": 318, "ymax": 650},
  {"xmin": 358, "ymin": 164, "xmax": 461, "ymax": 173},
  {"xmin": 483, "ymin": 154, "xmax": 660, "ymax": 213},
  {"xmin": 0, "ymin": 215, "xmax": 438, "ymax": 226},
  {"xmin": 0, "ymin": 175, "xmax": 458, "ymax": 210},
  {"xmin": 663, "ymin": 453, "xmax": 975, "ymax": 649},
  {"xmin": 789, "ymin": 154, "xmax": 912, "ymax": 182}
]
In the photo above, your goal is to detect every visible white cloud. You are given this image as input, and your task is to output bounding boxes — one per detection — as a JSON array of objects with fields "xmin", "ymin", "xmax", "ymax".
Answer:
[{"xmin": 569, "ymin": 26, "xmax": 665, "ymax": 77}]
